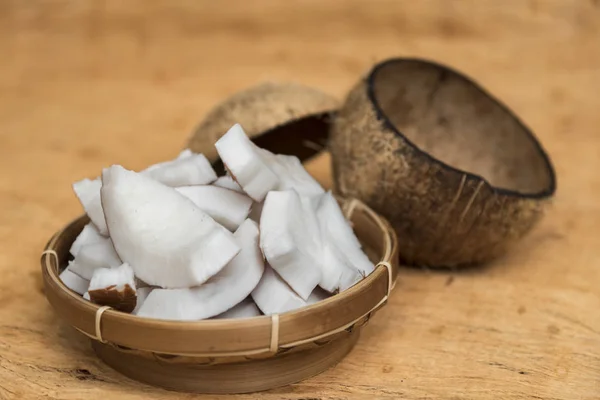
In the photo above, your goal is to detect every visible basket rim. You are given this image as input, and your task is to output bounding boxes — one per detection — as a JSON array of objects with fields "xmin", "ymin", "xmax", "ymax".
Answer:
[{"xmin": 41, "ymin": 197, "xmax": 399, "ymax": 357}]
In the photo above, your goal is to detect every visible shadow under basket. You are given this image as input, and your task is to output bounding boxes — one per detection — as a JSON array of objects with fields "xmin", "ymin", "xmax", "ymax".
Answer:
[{"xmin": 41, "ymin": 198, "xmax": 399, "ymax": 394}]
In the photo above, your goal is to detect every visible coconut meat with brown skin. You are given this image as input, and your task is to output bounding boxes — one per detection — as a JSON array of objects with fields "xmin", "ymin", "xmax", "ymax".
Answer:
[
  {"xmin": 175, "ymin": 185, "xmax": 252, "ymax": 231},
  {"xmin": 69, "ymin": 222, "xmax": 105, "ymax": 257},
  {"xmin": 260, "ymin": 190, "xmax": 323, "ymax": 300},
  {"xmin": 68, "ymin": 238, "xmax": 122, "ymax": 280},
  {"xmin": 88, "ymin": 263, "xmax": 137, "ymax": 313},
  {"xmin": 213, "ymin": 298, "xmax": 261, "ymax": 319},
  {"xmin": 140, "ymin": 153, "xmax": 217, "ymax": 186},
  {"xmin": 59, "ymin": 266, "xmax": 89, "ymax": 295},
  {"xmin": 101, "ymin": 165, "xmax": 241, "ymax": 288},
  {"xmin": 213, "ymin": 175, "xmax": 243, "ymax": 192},
  {"xmin": 136, "ymin": 219, "xmax": 264, "ymax": 321},
  {"xmin": 252, "ymin": 267, "xmax": 331, "ymax": 315},
  {"xmin": 214, "ymin": 123, "xmax": 279, "ymax": 202}
]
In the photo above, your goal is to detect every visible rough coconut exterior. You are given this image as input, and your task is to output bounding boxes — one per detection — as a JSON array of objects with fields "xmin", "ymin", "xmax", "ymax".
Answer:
[
  {"xmin": 187, "ymin": 82, "xmax": 339, "ymax": 163},
  {"xmin": 329, "ymin": 58, "xmax": 556, "ymax": 267}
]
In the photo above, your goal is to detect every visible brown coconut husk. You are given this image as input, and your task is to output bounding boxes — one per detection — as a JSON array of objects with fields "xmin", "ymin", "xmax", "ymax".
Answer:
[
  {"xmin": 329, "ymin": 57, "xmax": 556, "ymax": 267},
  {"xmin": 187, "ymin": 82, "xmax": 339, "ymax": 165}
]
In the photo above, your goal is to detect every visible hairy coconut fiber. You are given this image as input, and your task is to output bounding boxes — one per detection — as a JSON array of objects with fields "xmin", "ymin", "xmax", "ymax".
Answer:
[
  {"xmin": 329, "ymin": 57, "xmax": 556, "ymax": 267},
  {"xmin": 187, "ymin": 82, "xmax": 339, "ymax": 164}
]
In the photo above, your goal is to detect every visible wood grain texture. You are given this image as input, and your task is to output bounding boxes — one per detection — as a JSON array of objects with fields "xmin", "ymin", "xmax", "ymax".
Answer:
[{"xmin": 0, "ymin": 1, "xmax": 599, "ymax": 399}]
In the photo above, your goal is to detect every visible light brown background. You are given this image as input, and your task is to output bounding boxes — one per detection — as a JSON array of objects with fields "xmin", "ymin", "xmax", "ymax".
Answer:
[{"xmin": 0, "ymin": 1, "xmax": 599, "ymax": 399}]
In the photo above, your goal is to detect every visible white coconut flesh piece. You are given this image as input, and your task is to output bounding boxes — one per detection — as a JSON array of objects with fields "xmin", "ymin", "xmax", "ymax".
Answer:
[
  {"xmin": 213, "ymin": 175, "xmax": 243, "ymax": 193},
  {"xmin": 59, "ymin": 266, "xmax": 89, "ymax": 295},
  {"xmin": 176, "ymin": 149, "xmax": 193, "ymax": 160},
  {"xmin": 136, "ymin": 219, "xmax": 264, "ymax": 321},
  {"xmin": 260, "ymin": 190, "xmax": 322, "ymax": 300},
  {"xmin": 143, "ymin": 149, "xmax": 195, "ymax": 174},
  {"xmin": 251, "ymin": 267, "xmax": 330, "ymax": 315},
  {"xmin": 82, "ymin": 292, "xmax": 90, "ymax": 301},
  {"xmin": 320, "ymin": 241, "xmax": 363, "ymax": 293},
  {"xmin": 141, "ymin": 153, "xmax": 217, "ymax": 187},
  {"xmin": 132, "ymin": 287, "xmax": 154, "ymax": 315},
  {"xmin": 72, "ymin": 178, "xmax": 109, "ymax": 235},
  {"xmin": 88, "ymin": 263, "xmax": 137, "ymax": 313},
  {"xmin": 256, "ymin": 148, "xmax": 325, "ymax": 197},
  {"xmin": 251, "ymin": 267, "xmax": 305, "ymax": 315},
  {"xmin": 175, "ymin": 185, "xmax": 252, "ymax": 231},
  {"xmin": 213, "ymin": 298, "xmax": 262, "ymax": 319},
  {"xmin": 215, "ymin": 124, "xmax": 279, "ymax": 202},
  {"xmin": 72, "ymin": 151, "xmax": 215, "ymax": 234},
  {"xmin": 68, "ymin": 238, "xmax": 123, "ymax": 280},
  {"xmin": 300, "ymin": 194, "xmax": 323, "ymax": 258},
  {"xmin": 101, "ymin": 165, "xmax": 241, "ymax": 288},
  {"xmin": 69, "ymin": 222, "xmax": 105, "ymax": 257},
  {"xmin": 317, "ymin": 192, "xmax": 374, "ymax": 277}
]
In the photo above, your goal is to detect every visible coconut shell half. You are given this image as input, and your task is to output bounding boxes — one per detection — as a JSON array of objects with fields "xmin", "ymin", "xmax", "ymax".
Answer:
[
  {"xmin": 329, "ymin": 57, "xmax": 556, "ymax": 267},
  {"xmin": 187, "ymin": 82, "xmax": 339, "ymax": 166}
]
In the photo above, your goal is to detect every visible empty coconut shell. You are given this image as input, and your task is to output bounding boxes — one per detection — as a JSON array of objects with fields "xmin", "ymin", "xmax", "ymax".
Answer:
[
  {"xmin": 187, "ymin": 82, "xmax": 339, "ymax": 166},
  {"xmin": 330, "ymin": 57, "xmax": 556, "ymax": 267}
]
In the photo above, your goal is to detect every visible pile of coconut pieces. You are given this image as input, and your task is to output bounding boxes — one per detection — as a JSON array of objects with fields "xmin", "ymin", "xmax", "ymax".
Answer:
[{"xmin": 60, "ymin": 124, "xmax": 375, "ymax": 321}]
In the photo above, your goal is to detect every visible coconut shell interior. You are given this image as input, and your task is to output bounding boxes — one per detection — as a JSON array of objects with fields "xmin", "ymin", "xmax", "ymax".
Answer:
[{"xmin": 370, "ymin": 60, "xmax": 554, "ymax": 196}]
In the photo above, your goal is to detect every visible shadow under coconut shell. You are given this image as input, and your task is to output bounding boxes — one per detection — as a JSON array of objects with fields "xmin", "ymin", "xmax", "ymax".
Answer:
[{"xmin": 330, "ymin": 57, "xmax": 556, "ymax": 268}]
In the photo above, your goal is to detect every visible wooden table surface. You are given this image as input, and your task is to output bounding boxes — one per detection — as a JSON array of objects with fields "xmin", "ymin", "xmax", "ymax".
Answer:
[{"xmin": 1, "ymin": 1, "xmax": 599, "ymax": 399}]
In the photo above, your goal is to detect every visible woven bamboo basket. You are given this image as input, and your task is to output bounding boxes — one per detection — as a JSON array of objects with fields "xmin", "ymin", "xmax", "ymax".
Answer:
[{"xmin": 41, "ymin": 198, "xmax": 399, "ymax": 394}]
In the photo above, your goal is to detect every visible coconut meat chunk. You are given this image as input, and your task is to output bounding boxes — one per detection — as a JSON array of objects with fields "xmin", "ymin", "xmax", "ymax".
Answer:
[
  {"xmin": 256, "ymin": 148, "xmax": 325, "ymax": 197},
  {"xmin": 318, "ymin": 192, "xmax": 374, "ymax": 275},
  {"xmin": 72, "ymin": 178, "xmax": 108, "ymax": 235},
  {"xmin": 259, "ymin": 190, "xmax": 322, "ymax": 300},
  {"xmin": 101, "ymin": 165, "xmax": 240, "ymax": 288},
  {"xmin": 320, "ymin": 240, "xmax": 363, "ymax": 293},
  {"xmin": 132, "ymin": 287, "xmax": 154, "ymax": 315},
  {"xmin": 251, "ymin": 267, "xmax": 306, "ymax": 315},
  {"xmin": 69, "ymin": 222, "xmax": 105, "ymax": 257},
  {"xmin": 215, "ymin": 124, "xmax": 279, "ymax": 202},
  {"xmin": 141, "ymin": 153, "xmax": 217, "ymax": 186},
  {"xmin": 213, "ymin": 175, "xmax": 243, "ymax": 192},
  {"xmin": 88, "ymin": 263, "xmax": 137, "ymax": 313},
  {"xmin": 175, "ymin": 185, "xmax": 252, "ymax": 231},
  {"xmin": 68, "ymin": 238, "xmax": 122, "ymax": 280},
  {"xmin": 59, "ymin": 267, "xmax": 89, "ymax": 295},
  {"xmin": 136, "ymin": 219, "xmax": 264, "ymax": 321}
]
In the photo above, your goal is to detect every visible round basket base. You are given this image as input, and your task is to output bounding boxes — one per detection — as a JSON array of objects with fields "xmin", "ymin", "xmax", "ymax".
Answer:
[{"xmin": 93, "ymin": 331, "xmax": 360, "ymax": 394}]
